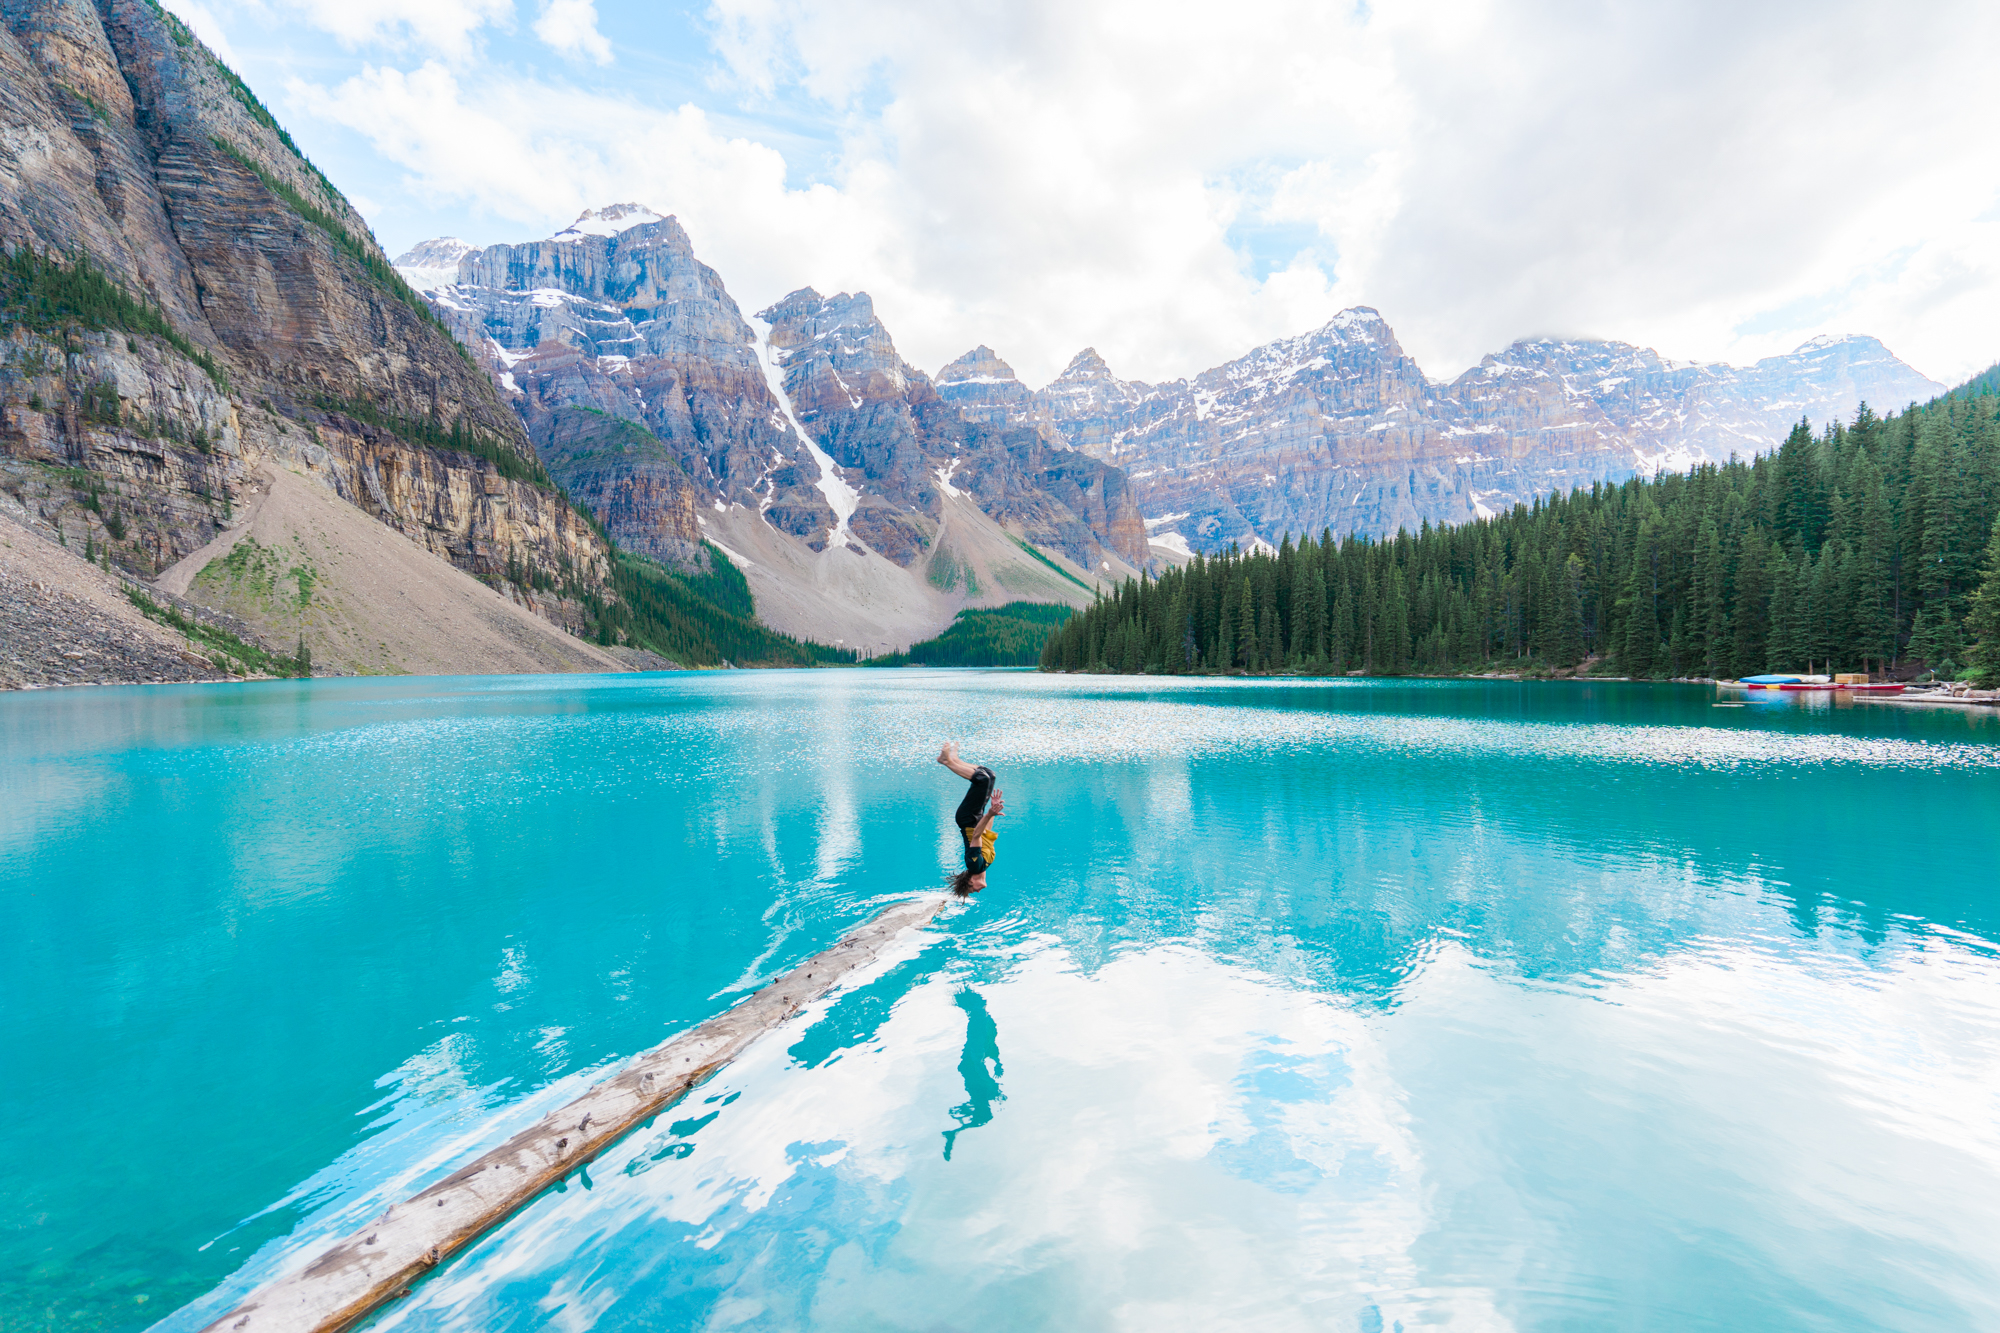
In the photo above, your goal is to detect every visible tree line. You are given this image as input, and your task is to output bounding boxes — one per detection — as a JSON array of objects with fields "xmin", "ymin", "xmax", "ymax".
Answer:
[
  {"xmin": 1041, "ymin": 382, "xmax": 2000, "ymax": 685},
  {"xmin": 588, "ymin": 549, "xmax": 857, "ymax": 667},
  {"xmin": 869, "ymin": 602, "xmax": 1072, "ymax": 667}
]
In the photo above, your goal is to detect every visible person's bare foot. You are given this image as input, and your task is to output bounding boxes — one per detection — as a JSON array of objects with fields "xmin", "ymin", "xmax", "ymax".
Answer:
[{"xmin": 937, "ymin": 742, "xmax": 956, "ymax": 766}]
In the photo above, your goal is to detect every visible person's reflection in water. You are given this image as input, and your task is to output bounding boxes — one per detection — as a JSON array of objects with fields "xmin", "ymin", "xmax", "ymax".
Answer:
[{"xmin": 941, "ymin": 988, "xmax": 1004, "ymax": 1161}]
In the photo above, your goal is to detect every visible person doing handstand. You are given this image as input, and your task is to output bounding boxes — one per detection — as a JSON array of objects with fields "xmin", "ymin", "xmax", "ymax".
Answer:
[{"xmin": 938, "ymin": 742, "xmax": 1004, "ymax": 895}]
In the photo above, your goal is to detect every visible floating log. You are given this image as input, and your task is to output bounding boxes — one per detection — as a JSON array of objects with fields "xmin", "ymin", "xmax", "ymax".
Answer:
[{"xmin": 204, "ymin": 894, "xmax": 954, "ymax": 1332}]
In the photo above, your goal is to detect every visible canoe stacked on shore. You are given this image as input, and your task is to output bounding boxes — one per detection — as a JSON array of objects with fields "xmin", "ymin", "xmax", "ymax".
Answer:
[{"xmin": 1732, "ymin": 676, "xmax": 1905, "ymax": 694}]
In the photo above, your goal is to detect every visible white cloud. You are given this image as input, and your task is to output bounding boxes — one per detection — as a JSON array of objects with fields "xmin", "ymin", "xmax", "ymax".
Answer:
[
  {"xmin": 280, "ymin": 0, "xmax": 513, "ymax": 61},
  {"xmin": 289, "ymin": 0, "xmax": 2000, "ymax": 387},
  {"xmin": 1335, "ymin": 0, "xmax": 2000, "ymax": 383},
  {"xmin": 290, "ymin": 61, "xmax": 879, "ymax": 281},
  {"xmin": 533, "ymin": 0, "xmax": 612, "ymax": 63}
]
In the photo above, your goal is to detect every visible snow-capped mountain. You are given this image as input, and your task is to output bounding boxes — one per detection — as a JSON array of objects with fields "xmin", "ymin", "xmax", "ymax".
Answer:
[
  {"xmin": 935, "ymin": 346, "xmax": 1036, "ymax": 427},
  {"xmin": 759, "ymin": 290, "xmax": 1147, "ymax": 568},
  {"xmin": 390, "ymin": 236, "xmax": 478, "ymax": 292},
  {"xmin": 548, "ymin": 202, "xmax": 667, "ymax": 241},
  {"xmin": 403, "ymin": 210, "xmax": 1147, "ymax": 649},
  {"xmin": 413, "ymin": 212, "xmax": 838, "ymax": 568},
  {"xmin": 945, "ymin": 314, "xmax": 1945, "ymax": 553}
]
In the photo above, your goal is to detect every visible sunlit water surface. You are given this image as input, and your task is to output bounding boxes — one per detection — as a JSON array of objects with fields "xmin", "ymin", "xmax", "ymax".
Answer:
[{"xmin": 4, "ymin": 674, "xmax": 1999, "ymax": 1332}]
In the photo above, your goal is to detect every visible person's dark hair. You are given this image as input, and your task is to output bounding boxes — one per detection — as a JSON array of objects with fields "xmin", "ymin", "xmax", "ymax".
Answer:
[{"xmin": 950, "ymin": 868, "xmax": 979, "ymax": 896}]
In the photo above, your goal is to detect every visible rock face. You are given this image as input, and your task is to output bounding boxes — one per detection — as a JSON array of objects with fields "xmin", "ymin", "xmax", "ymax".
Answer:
[
  {"xmin": 533, "ymin": 405, "xmax": 702, "ymax": 566},
  {"xmin": 1000, "ymin": 313, "xmax": 1945, "ymax": 551},
  {"xmin": 0, "ymin": 0, "xmax": 610, "ymax": 666},
  {"xmin": 762, "ymin": 289, "xmax": 1148, "ymax": 571},
  {"xmin": 935, "ymin": 345, "xmax": 1036, "ymax": 427},
  {"xmin": 416, "ymin": 208, "xmax": 833, "ymax": 567}
]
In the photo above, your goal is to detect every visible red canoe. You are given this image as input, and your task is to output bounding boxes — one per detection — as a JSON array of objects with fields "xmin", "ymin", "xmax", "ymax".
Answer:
[{"xmin": 1737, "ymin": 681, "xmax": 1905, "ymax": 694}]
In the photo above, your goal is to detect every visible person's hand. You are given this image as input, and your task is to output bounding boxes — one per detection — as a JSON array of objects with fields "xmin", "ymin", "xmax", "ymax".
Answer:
[{"xmin": 990, "ymin": 790, "xmax": 1005, "ymax": 817}]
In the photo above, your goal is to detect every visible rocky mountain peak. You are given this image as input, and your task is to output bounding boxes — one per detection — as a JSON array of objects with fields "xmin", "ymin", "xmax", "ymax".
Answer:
[
  {"xmin": 1324, "ymin": 306, "xmax": 1389, "ymax": 341},
  {"xmin": 937, "ymin": 346, "xmax": 1019, "ymax": 385},
  {"xmin": 416, "ymin": 209, "xmax": 840, "ymax": 563},
  {"xmin": 1199, "ymin": 306, "xmax": 1418, "ymax": 404},
  {"xmin": 1052, "ymin": 347, "xmax": 1120, "ymax": 385},
  {"xmin": 393, "ymin": 236, "xmax": 477, "ymax": 268},
  {"xmin": 757, "ymin": 289, "xmax": 919, "ymax": 412},
  {"xmin": 936, "ymin": 346, "xmax": 1031, "ymax": 426},
  {"xmin": 1477, "ymin": 337, "xmax": 1669, "ymax": 382},
  {"xmin": 549, "ymin": 202, "xmax": 667, "ymax": 241},
  {"xmin": 1762, "ymin": 334, "xmax": 1918, "ymax": 397},
  {"xmin": 443, "ymin": 209, "xmax": 752, "ymax": 366},
  {"xmin": 1028, "ymin": 348, "xmax": 1149, "ymax": 455},
  {"xmin": 392, "ymin": 236, "xmax": 479, "ymax": 292}
]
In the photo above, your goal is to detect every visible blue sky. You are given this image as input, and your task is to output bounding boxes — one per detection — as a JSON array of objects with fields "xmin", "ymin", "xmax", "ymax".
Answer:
[{"xmin": 166, "ymin": 0, "xmax": 2000, "ymax": 389}]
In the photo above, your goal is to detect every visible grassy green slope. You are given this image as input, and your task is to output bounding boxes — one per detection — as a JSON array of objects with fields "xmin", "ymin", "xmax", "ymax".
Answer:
[
  {"xmin": 593, "ymin": 544, "xmax": 855, "ymax": 667},
  {"xmin": 868, "ymin": 601, "xmax": 1073, "ymax": 667}
]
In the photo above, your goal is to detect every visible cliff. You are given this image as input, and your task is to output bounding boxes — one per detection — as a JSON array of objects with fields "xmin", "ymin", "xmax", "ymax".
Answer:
[
  {"xmin": 761, "ymin": 287, "xmax": 1148, "ymax": 572},
  {"xmin": 418, "ymin": 207, "xmax": 833, "ymax": 568},
  {"xmin": 0, "ymin": 0, "xmax": 613, "ymax": 679}
]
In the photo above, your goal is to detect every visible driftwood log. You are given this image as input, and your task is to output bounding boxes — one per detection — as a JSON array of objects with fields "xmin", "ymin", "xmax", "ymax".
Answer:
[{"xmin": 204, "ymin": 894, "xmax": 954, "ymax": 1332}]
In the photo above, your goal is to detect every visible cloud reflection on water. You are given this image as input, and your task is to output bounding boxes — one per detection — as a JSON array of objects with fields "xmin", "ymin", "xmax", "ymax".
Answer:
[{"xmin": 8, "ymin": 673, "xmax": 1989, "ymax": 1332}]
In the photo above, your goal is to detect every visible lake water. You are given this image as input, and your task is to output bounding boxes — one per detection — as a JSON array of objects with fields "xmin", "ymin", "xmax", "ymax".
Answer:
[{"xmin": 4, "ymin": 673, "xmax": 2000, "ymax": 1333}]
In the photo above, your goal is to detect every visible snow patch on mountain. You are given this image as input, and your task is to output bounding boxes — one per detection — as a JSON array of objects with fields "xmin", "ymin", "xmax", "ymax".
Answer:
[
  {"xmin": 751, "ymin": 314, "xmax": 860, "ymax": 545},
  {"xmin": 549, "ymin": 203, "xmax": 666, "ymax": 241},
  {"xmin": 391, "ymin": 236, "xmax": 479, "ymax": 292}
]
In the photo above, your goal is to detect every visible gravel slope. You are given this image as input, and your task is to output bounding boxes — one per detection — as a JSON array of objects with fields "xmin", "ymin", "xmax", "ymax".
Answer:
[
  {"xmin": 0, "ymin": 506, "xmax": 226, "ymax": 689},
  {"xmin": 156, "ymin": 465, "xmax": 628, "ymax": 678}
]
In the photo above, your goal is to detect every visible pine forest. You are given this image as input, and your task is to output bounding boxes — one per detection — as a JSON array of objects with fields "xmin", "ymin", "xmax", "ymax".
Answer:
[{"xmin": 1041, "ymin": 380, "xmax": 2000, "ymax": 685}]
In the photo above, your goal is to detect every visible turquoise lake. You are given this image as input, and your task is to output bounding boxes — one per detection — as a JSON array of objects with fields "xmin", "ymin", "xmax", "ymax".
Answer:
[{"xmin": 4, "ymin": 672, "xmax": 2000, "ymax": 1332}]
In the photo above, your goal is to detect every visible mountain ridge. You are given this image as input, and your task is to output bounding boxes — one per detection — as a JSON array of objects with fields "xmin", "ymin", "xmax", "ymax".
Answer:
[
  {"xmin": 399, "ymin": 204, "xmax": 1941, "ymax": 564},
  {"xmin": 932, "ymin": 312, "xmax": 1944, "ymax": 553},
  {"xmin": 403, "ymin": 218, "xmax": 1147, "ymax": 654}
]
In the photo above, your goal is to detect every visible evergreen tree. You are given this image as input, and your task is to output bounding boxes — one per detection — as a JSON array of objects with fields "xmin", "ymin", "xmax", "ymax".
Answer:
[
  {"xmin": 1236, "ymin": 575, "xmax": 1257, "ymax": 670},
  {"xmin": 1296, "ymin": 562, "xmax": 1328, "ymax": 661},
  {"xmin": 1908, "ymin": 605, "xmax": 1966, "ymax": 678},
  {"xmin": 1381, "ymin": 566, "xmax": 1411, "ymax": 673},
  {"xmin": 1215, "ymin": 577, "xmax": 1235, "ymax": 667},
  {"xmin": 1731, "ymin": 532, "xmax": 1772, "ymax": 674},
  {"xmin": 1807, "ymin": 540, "xmax": 1841, "ymax": 668},
  {"xmin": 1552, "ymin": 552, "xmax": 1586, "ymax": 667},
  {"xmin": 1621, "ymin": 568, "xmax": 1658, "ymax": 676},
  {"xmin": 1964, "ymin": 513, "xmax": 2000, "ymax": 687},
  {"xmin": 1620, "ymin": 515, "xmax": 1663, "ymax": 676},
  {"xmin": 1767, "ymin": 550, "xmax": 1808, "ymax": 671},
  {"xmin": 1692, "ymin": 518, "xmax": 1728, "ymax": 676}
]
